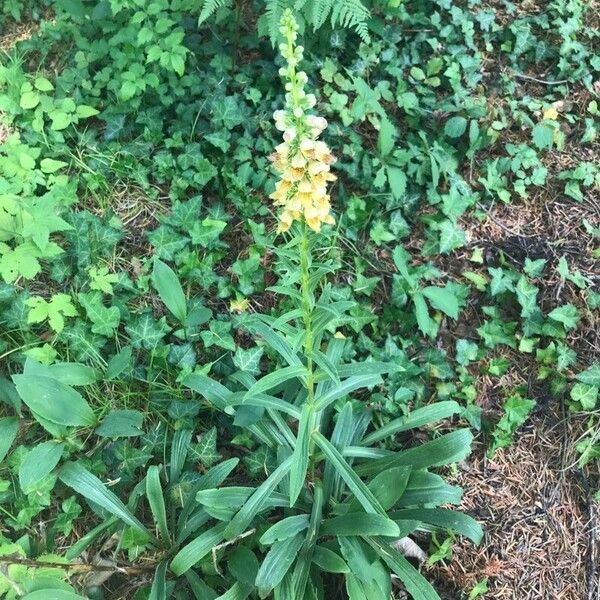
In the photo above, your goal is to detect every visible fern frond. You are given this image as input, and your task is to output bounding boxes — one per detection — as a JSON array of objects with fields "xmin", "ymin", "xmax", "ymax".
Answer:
[
  {"xmin": 266, "ymin": 0, "xmax": 292, "ymax": 44},
  {"xmin": 198, "ymin": 0, "xmax": 232, "ymax": 25},
  {"xmin": 310, "ymin": 0, "xmax": 371, "ymax": 42}
]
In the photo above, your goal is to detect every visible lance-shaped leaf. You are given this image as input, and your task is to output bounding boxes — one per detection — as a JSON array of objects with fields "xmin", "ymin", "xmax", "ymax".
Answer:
[
  {"xmin": 170, "ymin": 522, "xmax": 228, "ymax": 576},
  {"xmin": 152, "ymin": 258, "xmax": 187, "ymax": 322},
  {"xmin": 289, "ymin": 403, "xmax": 314, "ymax": 506},
  {"xmin": 59, "ymin": 462, "xmax": 153, "ymax": 541},
  {"xmin": 314, "ymin": 374, "xmax": 382, "ymax": 411}
]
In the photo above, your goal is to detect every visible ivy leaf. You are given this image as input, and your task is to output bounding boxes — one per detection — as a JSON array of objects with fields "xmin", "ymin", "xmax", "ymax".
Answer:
[
  {"xmin": 233, "ymin": 346, "xmax": 263, "ymax": 374},
  {"xmin": 515, "ymin": 276, "xmax": 538, "ymax": 318},
  {"xmin": 532, "ymin": 122, "xmax": 553, "ymax": 150},
  {"xmin": 190, "ymin": 218, "xmax": 227, "ymax": 247},
  {"xmin": 212, "ymin": 96, "xmax": 244, "ymax": 130},
  {"xmin": 575, "ymin": 364, "xmax": 600, "ymax": 386},
  {"xmin": 570, "ymin": 383, "xmax": 598, "ymax": 410},
  {"xmin": 125, "ymin": 312, "xmax": 170, "ymax": 350},
  {"xmin": 421, "ymin": 286, "xmax": 459, "ymax": 319},
  {"xmin": 438, "ymin": 220, "xmax": 466, "ymax": 254},
  {"xmin": 201, "ymin": 320, "xmax": 235, "ymax": 351},
  {"xmin": 548, "ymin": 304, "xmax": 579, "ymax": 329},
  {"xmin": 189, "ymin": 427, "xmax": 222, "ymax": 467},
  {"xmin": 78, "ymin": 292, "xmax": 120, "ymax": 336}
]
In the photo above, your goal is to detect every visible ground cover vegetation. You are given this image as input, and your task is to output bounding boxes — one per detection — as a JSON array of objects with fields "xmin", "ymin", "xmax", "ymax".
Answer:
[{"xmin": 0, "ymin": 0, "xmax": 598, "ymax": 598}]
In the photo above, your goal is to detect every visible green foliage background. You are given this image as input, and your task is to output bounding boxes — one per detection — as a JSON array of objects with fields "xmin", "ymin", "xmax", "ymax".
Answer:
[{"xmin": 0, "ymin": 0, "xmax": 598, "ymax": 598}]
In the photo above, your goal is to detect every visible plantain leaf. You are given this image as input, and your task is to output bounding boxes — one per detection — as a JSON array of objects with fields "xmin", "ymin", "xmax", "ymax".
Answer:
[
  {"xmin": 312, "ymin": 546, "xmax": 350, "ymax": 573},
  {"xmin": 19, "ymin": 441, "xmax": 64, "ymax": 493},
  {"xmin": 0, "ymin": 417, "xmax": 19, "ymax": 462},
  {"xmin": 152, "ymin": 258, "xmax": 187, "ymax": 322},
  {"xmin": 13, "ymin": 375, "xmax": 96, "ymax": 427}
]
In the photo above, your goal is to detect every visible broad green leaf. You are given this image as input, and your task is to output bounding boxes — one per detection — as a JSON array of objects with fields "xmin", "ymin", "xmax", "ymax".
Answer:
[
  {"xmin": 255, "ymin": 533, "xmax": 305, "ymax": 598},
  {"xmin": 183, "ymin": 373, "xmax": 232, "ymax": 410},
  {"xmin": 40, "ymin": 158, "xmax": 68, "ymax": 173},
  {"xmin": 13, "ymin": 374, "xmax": 96, "ymax": 427},
  {"xmin": 152, "ymin": 258, "xmax": 187, "ymax": 323},
  {"xmin": 59, "ymin": 462, "xmax": 152, "ymax": 540},
  {"xmin": 22, "ymin": 592, "xmax": 86, "ymax": 600},
  {"xmin": 171, "ymin": 522, "xmax": 228, "ymax": 575},
  {"xmin": 444, "ymin": 116, "xmax": 467, "ymax": 138},
  {"xmin": 421, "ymin": 286, "xmax": 459, "ymax": 319},
  {"xmin": 0, "ymin": 417, "xmax": 19, "ymax": 462},
  {"xmin": 19, "ymin": 441, "xmax": 64, "ymax": 493},
  {"xmin": 320, "ymin": 513, "xmax": 400, "ymax": 537},
  {"xmin": 260, "ymin": 514, "xmax": 310, "ymax": 545},
  {"xmin": 312, "ymin": 546, "xmax": 350, "ymax": 573},
  {"xmin": 95, "ymin": 410, "xmax": 144, "ymax": 438},
  {"xmin": 146, "ymin": 466, "xmax": 170, "ymax": 542},
  {"xmin": 548, "ymin": 304, "xmax": 579, "ymax": 329}
]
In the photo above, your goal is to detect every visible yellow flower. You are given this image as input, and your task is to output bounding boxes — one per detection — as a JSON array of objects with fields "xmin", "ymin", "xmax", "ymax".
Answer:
[{"xmin": 271, "ymin": 10, "xmax": 336, "ymax": 234}]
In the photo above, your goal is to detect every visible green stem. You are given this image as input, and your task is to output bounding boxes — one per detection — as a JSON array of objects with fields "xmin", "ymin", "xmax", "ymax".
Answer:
[{"xmin": 299, "ymin": 222, "xmax": 314, "ymax": 404}]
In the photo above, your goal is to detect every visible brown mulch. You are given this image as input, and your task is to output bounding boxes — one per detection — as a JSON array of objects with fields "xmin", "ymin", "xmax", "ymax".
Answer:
[{"xmin": 431, "ymin": 410, "xmax": 597, "ymax": 600}]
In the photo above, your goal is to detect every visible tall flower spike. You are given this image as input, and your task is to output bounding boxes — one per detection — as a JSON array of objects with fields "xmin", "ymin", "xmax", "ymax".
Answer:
[{"xmin": 270, "ymin": 9, "xmax": 337, "ymax": 233}]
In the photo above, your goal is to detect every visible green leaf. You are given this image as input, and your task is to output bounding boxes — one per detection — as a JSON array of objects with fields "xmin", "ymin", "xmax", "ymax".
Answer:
[
  {"xmin": 576, "ymin": 364, "xmax": 600, "ymax": 386},
  {"xmin": 146, "ymin": 466, "xmax": 170, "ymax": 542},
  {"xmin": 314, "ymin": 374, "xmax": 382, "ymax": 411},
  {"xmin": 149, "ymin": 561, "xmax": 168, "ymax": 600},
  {"xmin": 354, "ymin": 430, "xmax": 473, "ymax": 476},
  {"xmin": 49, "ymin": 110, "xmax": 72, "ymax": 130},
  {"xmin": 390, "ymin": 508, "xmax": 483, "ymax": 544},
  {"xmin": 421, "ymin": 286, "xmax": 459, "ymax": 319},
  {"xmin": 19, "ymin": 441, "xmax": 64, "ymax": 493},
  {"xmin": 362, "ymin": 401, "xmax": 461, "ymax": 445},
  {"xmin": 40, "ymin": 158, "xmax": 68, "ymax": 173},
  {"xmin": 313, "ymin": 432, "xmax": 384, "ymax": 515},
  {"xmin": 413, "ymin": 292, "xmax": 434, "ymax": 337},
  {"xmin": 0, "ymin": 417, "xmax": 19, "ymax": 462},
  {"xmin": 260, "ymin": 514, "xmax": 310, "ymax": 545},
  {"xmin": 366, "ymin": 537, "xmax": 441, "ymax": 600},
  {"xmin": 152, "ymin": 258, "xmax": 187, "ymax": 323},
  {"xmin": 243, "ymin": 366, "xmax": 307, "ymax": 401},
  {"xmin": 320, "ymin": 513, "xmax": 400, "ymax": 537},
  {"xmin": 532, "ymin": 122, "xmax": 553, "ymax": 150},
  {"xmin": 378, "ymin": 116, "xmax": 395, "ymax": 156},
  {"xmin": 515, "ymin": 276, "xmax": 538, "ymax": 318},
  {"xmin": 289, "ymin": 403, "xmax": 314, "ymax": 506},
  {"xmin": 59, "ymin": 462, "xmax": 153, "ymax": 540},
  {"xmin": 20, "ymin": 91, "xmax": 40, "ymax": 109},
  {"xmin": 224, "ymin": 456, "xmax": 292, "ymax": 539},
  {"xmin": 171, "ymin": 522, "xmax": 227, "ymax": 575},
  {"xmin": 444, "ymin": 116, "xmax": 467, "ymax": 138},
  {"xmin": 387, "ymin": 167, "xmax": 406, "ymax": 200},
  {"xmin": 34, "ymin": 77, "xmax": 54, "ymax": 91},
  {"xmin": 570, "ymin": 383, "xmax": 598, "ymax": 410},
  {"xmin": 255, "ymin": 533, "xmax": 305, "ymax": 598},
  {"xmin": 95, "ymin": 410, "xmax": 144, "ymax": 437},
  {"xmin": 312, "ymin": 546, "xmax": 350, "ymax": 573},
  {"xmin": 13, "ymin": 375, "xmax": 96, "ymax": 427},
  {"xmin": 22, "ymin": 592, "xmax": 87, "ymax": 600},
  {"xmin": 548, "ymin": 304, "xmax": 579, "ymax": 329}
]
